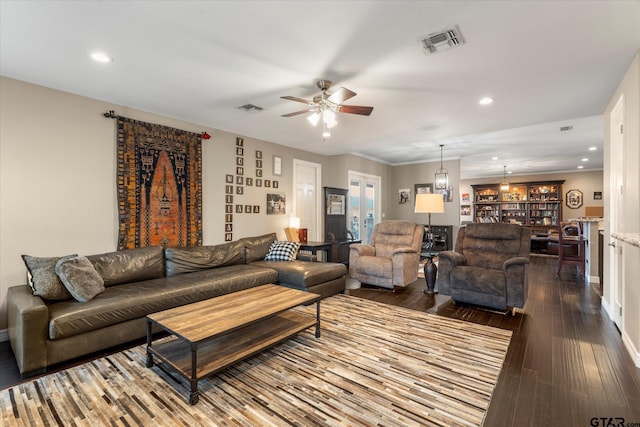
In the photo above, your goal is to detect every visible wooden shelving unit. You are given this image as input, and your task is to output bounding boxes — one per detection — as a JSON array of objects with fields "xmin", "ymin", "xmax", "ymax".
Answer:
[{"xmin": 472, "ymin": 180, "xmax": 564, "ymax": 231}]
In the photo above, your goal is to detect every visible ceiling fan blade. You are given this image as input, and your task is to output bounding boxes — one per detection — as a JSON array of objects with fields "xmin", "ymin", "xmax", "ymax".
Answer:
[
  {"xmin": 327, "ymin": 87, "xmax": 357, "ymax": 104},
  {"xmin": 280, "ymin": 96, "xmax": 314, "ymax": 105},
  {"xmin": 337, "ymin": 105, "xmax": 374, "ymax": 116},
  {"xmin": 281, "ymin": 109, "xmax": 313, "ymax": 117}
]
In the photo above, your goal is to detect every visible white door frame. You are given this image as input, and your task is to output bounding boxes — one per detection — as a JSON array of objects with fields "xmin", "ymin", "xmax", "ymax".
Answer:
[
  {"xmin": 293, "ymin": 159, "xmax": 322, "ymax": 241},
  {"xmin": 608, "ymin": 94, "xmax": 625, "ymax": 327}
]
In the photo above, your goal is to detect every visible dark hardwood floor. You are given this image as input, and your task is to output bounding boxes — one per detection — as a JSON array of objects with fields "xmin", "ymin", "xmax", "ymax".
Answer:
[{"xmin": 1, "ymin": 256, "xmax": 639, "ymax": 426}]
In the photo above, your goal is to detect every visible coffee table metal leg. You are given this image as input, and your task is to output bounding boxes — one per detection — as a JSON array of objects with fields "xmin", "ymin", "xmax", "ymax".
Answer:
[
  {"xmin": 315, "ymin": 298, "xmax": 321, "ymax": 338},
  {"xmin": 145, "ymin": 319, "xmax": 154, "ymax": 368},
  {"xmin": 189, "ymin": 345, "xmax": 199, "ymax": 405}
]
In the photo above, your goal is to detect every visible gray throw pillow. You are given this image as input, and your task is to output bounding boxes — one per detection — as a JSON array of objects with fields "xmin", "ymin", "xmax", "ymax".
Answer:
[
  {"xmin": 22, "ymin": 254, "xmax": 77, "ymax": 300},
  {"xmin": 55, "ymin": 256, "xmax": 105, "ymax": 302}
]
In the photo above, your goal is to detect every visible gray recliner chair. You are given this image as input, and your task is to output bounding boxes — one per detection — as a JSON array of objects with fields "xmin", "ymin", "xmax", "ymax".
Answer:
[
  {"xmin": 349, "ymin": 220, "xmax": 424, "ymax": 290},
  {"xmin": 437, "ymin": 223, "xmax": 531, "ymax": 312}
]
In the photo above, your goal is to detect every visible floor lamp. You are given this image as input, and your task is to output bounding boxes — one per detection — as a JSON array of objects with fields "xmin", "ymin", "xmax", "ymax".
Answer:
[{"xmin": 415, "ymin": 193, "xmax": 445, "ymax": 294}]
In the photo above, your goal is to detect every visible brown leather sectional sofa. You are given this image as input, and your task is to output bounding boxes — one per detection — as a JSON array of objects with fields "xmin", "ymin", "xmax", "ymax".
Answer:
[{"xmin": 7, "ymin": 233, "xmax": 346, "ymax": 377}]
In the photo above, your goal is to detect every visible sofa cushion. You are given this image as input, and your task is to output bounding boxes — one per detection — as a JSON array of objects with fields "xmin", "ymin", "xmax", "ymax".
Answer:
[
  {"xmin": 87, "ymin": 246, "xmax": 165, "ymax": 287},
  {"xmin": 242, "ymin": 233, "xmax": 277, "ymax": 263},
  {"xmin": 55, "ymin": 256, "xmax": 105, "ymax": 302},
  {"xmin": 264, "ymin": 241, "xmax": 300, "ymax": 261},
  {"xmin": 253, "ymin": 260, "xmax": 346, "ymax": 289},
  {"xmin": 47, "ymin": 264, "xmax": 278, "ymax": 340},
  {"xmin": 164, "ymin": 241, "xmax": 245, "ymax": 277},
  {"xmin": 21, "ymin": 254, "xmax": 77, "ymax": 301}
]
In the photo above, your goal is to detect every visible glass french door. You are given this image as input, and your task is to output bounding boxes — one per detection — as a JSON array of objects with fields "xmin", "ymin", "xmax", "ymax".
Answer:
[{"xmin": 348, "ymin": 171, "xmax": 381, "ymax": 244}]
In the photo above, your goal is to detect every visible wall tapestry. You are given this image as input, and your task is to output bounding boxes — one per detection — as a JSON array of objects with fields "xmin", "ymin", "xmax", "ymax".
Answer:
[{"xmin": 116, "ymin": 117, "xmax": 202, "ymax": 250}]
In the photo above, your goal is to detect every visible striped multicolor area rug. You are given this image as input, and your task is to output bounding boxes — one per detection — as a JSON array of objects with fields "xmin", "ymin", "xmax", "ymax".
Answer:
[{"xmin": 0, "ymin": 295, "xmax": 511, "ymax": 427}]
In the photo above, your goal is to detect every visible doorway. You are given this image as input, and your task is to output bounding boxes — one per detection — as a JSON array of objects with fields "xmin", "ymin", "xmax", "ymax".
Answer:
[
  {"xmin": 347, "ymin": 170, "xmax": 381, "ymax": 244},
  {"xmin": 293, "ymin": 159, "xmax": 322, "ymax": 241}
]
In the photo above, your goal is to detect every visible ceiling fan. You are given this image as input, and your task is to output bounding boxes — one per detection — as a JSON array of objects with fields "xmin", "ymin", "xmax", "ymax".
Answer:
[{"xmin": 281, "ymin": 80, "xmax": 373, "ymax": 137}]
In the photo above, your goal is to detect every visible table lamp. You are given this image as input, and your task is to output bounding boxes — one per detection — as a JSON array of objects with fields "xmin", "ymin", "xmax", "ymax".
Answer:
[{"xmin": 414, "ymin": 193, "xmax": 445, "ymax": 294}]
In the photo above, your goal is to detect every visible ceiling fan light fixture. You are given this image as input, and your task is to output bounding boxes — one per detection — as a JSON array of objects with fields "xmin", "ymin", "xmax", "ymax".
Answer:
[
  {"xmin": 307, "ymin": 112, "xmax": 321, "ymax": 127},
  {"xmin": 323, "ymin": 109, "xmax": 337, "ymax": 128}
]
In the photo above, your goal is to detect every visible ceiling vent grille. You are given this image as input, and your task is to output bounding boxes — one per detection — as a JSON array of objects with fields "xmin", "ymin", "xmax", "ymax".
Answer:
[
  {"xmin": 237, "ymin": 104, "xmax": 264, "ymax": 113},
  {"xmin": 420, "ymin": 26, "xmax": 465, "ymax": 54}
]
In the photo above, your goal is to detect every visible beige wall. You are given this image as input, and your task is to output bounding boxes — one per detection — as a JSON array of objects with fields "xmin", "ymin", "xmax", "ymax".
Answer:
[
  {"xmin": 603, "ymin": 51, "xmax": 640, "ymax": 366},
  {"xmin": 389, "ymin": 159, "xmax": 462, "ymax": 242}
]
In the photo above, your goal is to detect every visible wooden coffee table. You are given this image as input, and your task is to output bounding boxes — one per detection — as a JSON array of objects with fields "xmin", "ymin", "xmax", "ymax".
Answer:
[{"xmin": 145, "ymin": 284, "xmax": 320, "ymax": 405}]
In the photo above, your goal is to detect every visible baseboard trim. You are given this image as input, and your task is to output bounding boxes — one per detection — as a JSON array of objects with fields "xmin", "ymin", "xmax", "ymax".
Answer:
[
  {"xmin": 588, "ymin": 275, "xmax": 600, "ymax": 284},
  {"xmin": 622, "ymin": 329, "xmax": 640, "ymax": 368},
  {"xmin": 0, "ymin": 329, "xmax": 8, "ymax": 343}
]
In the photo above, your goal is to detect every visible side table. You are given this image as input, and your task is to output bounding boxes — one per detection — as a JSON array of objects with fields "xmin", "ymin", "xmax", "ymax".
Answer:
[{"xmin": 421, "ymin": 251, "xmax": 438, "ymax": 294}]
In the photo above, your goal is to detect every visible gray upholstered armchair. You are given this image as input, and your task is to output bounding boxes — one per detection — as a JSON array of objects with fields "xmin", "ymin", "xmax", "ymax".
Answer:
[
  {"xmin": 437, "ymin": 223, "xmax": 531, "ymax": 312},
  {"xmin": 349, "ymin": 220, "xmax": 424, "ymax": 290}
]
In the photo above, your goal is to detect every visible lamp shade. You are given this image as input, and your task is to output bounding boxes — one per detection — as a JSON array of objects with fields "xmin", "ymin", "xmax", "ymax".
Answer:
[{"xmin": 415, "ymin": 193, "xmax": 444, "ymax": 214}]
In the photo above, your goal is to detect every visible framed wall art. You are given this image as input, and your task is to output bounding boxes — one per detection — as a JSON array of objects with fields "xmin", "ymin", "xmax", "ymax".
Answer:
[
  {"xmin": 414, "ymin": 183, "xmax": 433, "ymax": 195},
  {"xmin": 566, "ymin": 189, "xmax": 583, "ymax": 209}
]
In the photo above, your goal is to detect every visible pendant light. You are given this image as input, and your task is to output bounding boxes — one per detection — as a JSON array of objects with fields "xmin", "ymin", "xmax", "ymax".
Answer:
[
  {"xmin": 434, "ymin": 144, "xmax": 448, "ymax": 190},
  {"xmin": 500, "ymin": 165, "xmax": 510, "ymax": 193}
]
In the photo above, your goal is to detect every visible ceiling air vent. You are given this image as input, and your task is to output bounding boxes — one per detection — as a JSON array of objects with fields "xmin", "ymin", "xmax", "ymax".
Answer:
[
  {"xmin": 560, "ymin": 125, "xmax": 573, "ymax": 131},
  {"xmin": 420, "ymin": 26, "xmax": 465, "ymax": 54},
  {"xmin": 237, "ymin": 104, "xmax": 264, "ymax": 113}
]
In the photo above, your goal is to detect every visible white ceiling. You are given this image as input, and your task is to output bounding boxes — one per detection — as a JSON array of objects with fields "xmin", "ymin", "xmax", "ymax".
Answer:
[{"xmin": 1, "ymin": 1, "xmax": 639, "ymax": 179}]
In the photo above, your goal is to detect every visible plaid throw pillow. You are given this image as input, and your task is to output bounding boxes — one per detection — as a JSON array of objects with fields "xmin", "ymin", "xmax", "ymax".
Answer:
[{"xmin": 264, "ymin": 241, "xmax": 300, "ymax": 261}]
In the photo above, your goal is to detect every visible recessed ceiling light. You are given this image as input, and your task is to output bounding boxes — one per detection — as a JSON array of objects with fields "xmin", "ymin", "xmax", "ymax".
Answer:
[
  {"xmin": 479, "ymin": 97, "xmax": 494, "ymax": 106},
  {"xmin": 588, "ymin": 146, "xmax": 597, "ymax": 151},
  {"xmin": 492, "ymin": 156, "xmax": 498, "ymax": 160},
  {"xmin": 507, "ymin": 171, "xmax": 513, "ymax": 174},
  {"xmin": 577, "ymin": 165, "xmax": 584, "ymax": 169},
  {"xmin": 90, "ymin": 52, "xmax": 112, "ymax": 63},
  {"xmin": 581, "ymin": 158, "xmax": 589, "ymax": 162}
]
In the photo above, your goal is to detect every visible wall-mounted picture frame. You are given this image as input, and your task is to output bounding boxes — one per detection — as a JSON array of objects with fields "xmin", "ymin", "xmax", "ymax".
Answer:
[
  {"xmin": 225, "ymin": 195, "xmax": 233, "ymax": 204},
  {"xmin": 273, "ymin": 155, "xmax": 282, "ymax": 176},
  {"xmin": 256, "ymin": 159, "xmax": 263, "ymax": 168},
  {"xmin": 265, "ymin": 179, "xmax": 271, "ymax": 188},
  {"xmin": 246, "ymin": 177, "xmax": 253, "ymax": 186},
  {"xmin": 256, "ymin": 179, "xmax": 262, "ymax": 187},
  {"xmin": 225, "ymin": 214, "xmax": 232, "ymax": 222},
  {"xmin": 256, "ymin": 169, "xmax": 263, "ymax": 177},
  {"xmin": 414, "ymin": 183, "xmax": 433, "ymax": 195},
  {"xmin": 225, "ymin": 174, "xmax": 233, "ymax": 183},
  {"xmin": 225, "ymin": 185, "xmax": 233, "ymax": 194},
  {"xmin": 256, "ymin": 150, "xmax": 262, "ymax": 159},
  {"xmin": 236, "ymin": 176, "xmax": 243, "ymax": 185},
  {"xmin": 225, "ymin": 205, "xmax": 233, "ymax": 213},
  {"xmin": 236, "ymin": 166, "xmax": 244, "ymax": 175},
  {"xmin": 266, "ymin": 193, "xmax": 286, "ymax": 215},
  {"xmin": 236, "ymin": 157, "xmax": 244, "ymax": 166},
  {"xmin": 273, "ymin": 180, "xmax": 279, "ymax": 188},
  {"xmin": 594, "ymin": 191, "xmax": 602, "ymax": 200},
  {"xmin": 566, "ymin": 189, "xmax": 583, "ymax": 209},
  {"xmin": 236, "ymin": 186, "xmax": 243, "ymax": 195},
  {"xmin": 399, "ymin": 188, "xmax": 411, "ymax": 204},
  {"xmin": 253, "ymin": 205, "xmax": 260, "ymax": 213},
  {"xmin": 245, "ymin": 205, "xmax": 252, "ymax": 213},
  {"xmin": 236, "ymin": 204, "xmax": 243, "ymax": 213},
  {"xmin": 327, "ymin": 193, "xmax": 345, "ymax": 215},
  {"xmin": 236, "ymin": 137, "xmax": 243, "ymax": 146},
  {"xmin": 236, "ymin": 147, "xmax": 244, "ymax": 156},
  {"xmin": 225, "ymin": 233, "xmax": 233, "ymax": 241}
]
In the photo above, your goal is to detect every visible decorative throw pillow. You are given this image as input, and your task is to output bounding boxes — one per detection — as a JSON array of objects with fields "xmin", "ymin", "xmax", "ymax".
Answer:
[
  {"xmin": 55, "ymin": 256, "xmax": 105, "ymax": 302},
  {"xmin": 264, "ymin": 241, "xmax": 300, "ymax": 261},
  {"xmin": 22, "ymin": 254, "xmax": 77, "ymax": 300}
]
